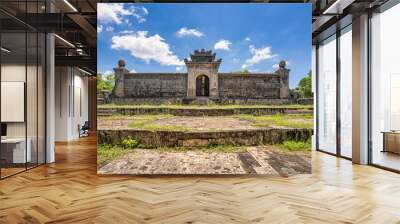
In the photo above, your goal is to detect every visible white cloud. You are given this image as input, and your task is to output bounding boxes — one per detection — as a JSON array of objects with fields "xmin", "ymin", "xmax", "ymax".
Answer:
[
  {"xmin": 130, "ymin": 69, "xmax": 137, "ymax": 73},
  {"xmin": 104, "ymin": 70, "xmax": 113, "ymax": 75},
  {"xmin": 214, "ymin": 39, "xmax": 232, "ymax": 51},
  {"xmin": 176, "ymin": 27, "xmax": 204, "ymax": 38},
  {"xmin": 106, "ymin": 26, "xmax": 114, "ymax": 32},
  {"xmin": 176, "ymin": 66, "xmax": 183, "ymax": 71},
  {"xmin": 97, "ymin": 25, "xmax": 103, "ymax": 33},
  {"xmin": 97, "ymin": 3, "xmax": 148, "ymax": 24},
  {"xmin": 120, "ymin": 30, "xmax": 135, "ymax": 34},
  {"xmin": 241, "ymin": 45, "xmax": 276, "ymax": 69},
  {"xmin": 111, "ymin": 31, "xmax": 184, "ymax": 66},
  {"xmin": 244, "ymin": 37, "xmax": 251, "ymax": 41}
]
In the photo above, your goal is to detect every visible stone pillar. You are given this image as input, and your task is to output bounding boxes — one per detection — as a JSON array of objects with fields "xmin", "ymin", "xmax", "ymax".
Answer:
[
  {"xmin": 112, "ymin": 59, "xmax": 129, "ymax": 98},
  {"xmin": 276, "ymin": 60, "xmax": 290, "ymax": 99},
  {"xmin": 186, "ymin": 65, "xmax": 196, "ymax": 98}
]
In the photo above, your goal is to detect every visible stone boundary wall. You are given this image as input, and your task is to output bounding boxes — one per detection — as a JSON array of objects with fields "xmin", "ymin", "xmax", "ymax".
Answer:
[
  {"xmin": 123, "ymin": 73, "xmax": 187, "ymax": 98},
  {"xmin": 218, "ymin": 73, "xmax": 282, "ymax": 99},
  {"xmin": 99, "ymin": 107, "xmax": 313, "ymax": 116},
  {"xmin": 98, "ymin": 128, "xmax": 313, "ymax": 148},
  {"xmin": 111, "ymin": 98, "xmax": 296, "ymax": 105}
]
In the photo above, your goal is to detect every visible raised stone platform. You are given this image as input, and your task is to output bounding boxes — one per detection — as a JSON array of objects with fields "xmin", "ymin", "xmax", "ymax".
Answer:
[
  {"xmin": 98, "ymin": 128, "xmax": 312, "ymax": 148},
  {"xmin": 97, "ymin": 106, "xmax": 312, "ymax": 117}
]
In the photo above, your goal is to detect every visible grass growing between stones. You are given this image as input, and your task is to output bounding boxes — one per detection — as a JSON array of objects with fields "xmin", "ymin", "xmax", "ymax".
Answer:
[
  {"xmin": 97, "ymin": 144, "xmax": 136, "ymax": 167},
  {"xmin": 150, "ymin": 144, "xmax": 248, "ymax": 153},
  {"xmin": 127, "ymin": 114, "xmax": 187, "ymax": 132},
  {"xmin": 277, "ymin": 139, "xmax": 311, "ymax": 154},
  {"xmin": 234, "ymin": 114, "xmax": 313, "ymax": 129},
  {"xmin": 99, "ymin": 103, "xmax": 313, "ymax": 110}
]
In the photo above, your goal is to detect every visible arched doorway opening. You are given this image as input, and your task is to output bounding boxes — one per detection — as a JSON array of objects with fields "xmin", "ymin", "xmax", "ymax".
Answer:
[{"xmin": 196, "ymin": 75, "xmax": 210, "ymax": 97}]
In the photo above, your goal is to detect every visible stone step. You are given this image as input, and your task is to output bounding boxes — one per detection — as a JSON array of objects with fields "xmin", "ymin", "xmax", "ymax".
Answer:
[{"xmin": 97, "ymin": 108, "xmax": 115, "ymax": 116}]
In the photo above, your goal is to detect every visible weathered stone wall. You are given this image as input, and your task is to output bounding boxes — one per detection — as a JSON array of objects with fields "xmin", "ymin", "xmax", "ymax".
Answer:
[
  {"xmin": 111, "ymin": 52, "xmax": 291, "ymax": 103},
  {"xmin": 98, "ymin": 107, "xmax": 313, "ymax": 116},
  {"xmin": 98, "ymin": 128, "xmax": 313, "ymax": 148},
  {"xmin": 218, "ymin": 73, "xmax": 282, "ymax": 99},
  {"xmin": 123, "ymin": 73, "xmax": 187, "ymax": 98}
]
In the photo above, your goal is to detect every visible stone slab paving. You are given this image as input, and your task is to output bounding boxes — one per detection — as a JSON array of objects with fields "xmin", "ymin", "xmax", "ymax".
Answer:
[{"xmin": 98, "ymin": 147, "xmax": 310, "ymax": 176}]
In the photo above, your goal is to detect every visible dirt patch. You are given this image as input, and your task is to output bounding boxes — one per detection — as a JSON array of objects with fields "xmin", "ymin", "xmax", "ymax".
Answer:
[
  {"xmin": 152, "ymin": 116, "xmax": 257, "ymax": 131},
  {"xmin": 98, "ymin": 117, "xmax": 135, "ymax": 130}
]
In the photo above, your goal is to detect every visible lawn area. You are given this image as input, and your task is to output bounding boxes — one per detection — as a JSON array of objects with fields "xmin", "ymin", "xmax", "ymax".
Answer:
[
  {"xmin": 98, "ymin": 113, "xmax": 313, "ymax": 131},
  {"xmin": 97, "ymin": 144, "xmax": 135, "ymax": 167},
  {"xmin": 233, "ymin": 114, "xmax": 313, "ymax": 129},
  {"xmin": 126, "ymin": 114, "xmax": 187, "ymax": 131},
  {"xmin": 98, "ymin": 103, "xmax": 313, "ymax": 110}
]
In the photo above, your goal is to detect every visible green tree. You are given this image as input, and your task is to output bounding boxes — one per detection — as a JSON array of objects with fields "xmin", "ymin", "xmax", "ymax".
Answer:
[
  {"xmin": 298, "ymin": 70, "xmax": 312, "ymax": 98},
  {"xmin": 97, "ymin": 73, "xmax": 114, "ymax": 93}
]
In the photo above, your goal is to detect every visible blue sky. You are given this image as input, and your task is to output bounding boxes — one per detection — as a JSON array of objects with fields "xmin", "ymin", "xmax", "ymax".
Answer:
[{"xmin": 97, "ymin": 3, "xmax": 311, "ymax": 88}]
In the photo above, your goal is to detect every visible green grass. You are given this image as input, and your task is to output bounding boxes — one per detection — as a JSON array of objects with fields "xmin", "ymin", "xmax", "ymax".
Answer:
[
  {"xmin": 101, "ymin": 113, "xmax": 313, "ymax": 130},
  {"xmin": 97, "ymin": 144, "xmax": 136, "ymax": 167},
  {"xmin": 233, "ymin": 114, "xmax": 313, "ymax": 129},
  {"xmin": 126, "ymin": 114, "xmax": 187, "ymax": 132},
  {"xmin": 98, "ymin": 103, "xmax": 313, "ymax": 110},
  {"xmin": 279, "ymin": 140, "xmax": 311, "ymax": 153}
]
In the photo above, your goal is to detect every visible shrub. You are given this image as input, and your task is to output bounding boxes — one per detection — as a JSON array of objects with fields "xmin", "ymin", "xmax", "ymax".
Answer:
[{"xmin": 121, "ymin": 136, "xmax": 139, "ymax": 149}]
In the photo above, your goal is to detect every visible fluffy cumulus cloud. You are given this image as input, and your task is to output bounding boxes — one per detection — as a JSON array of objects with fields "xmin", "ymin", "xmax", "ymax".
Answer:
[
  {"xmin": 130, "ymin": 69, "xmax": 137, "ymax": 73},
  {"xmin": 104, "ymin": 70, "xmax": 113, "ymax": 75},
  {"xmin": 214, "ymin": 39, "xmax": 232, "ymax": 51},
  {"xmin": 241, "ymin": 45, "xmax": 276, "ymax": 69},
  {"xmin": 176, "ymin": 27, "xmax": 204, "ymax": 38},
  {"xmin": 106, "ymin": 26, "xmax": 114, "ymax": 32},
  {"xmin": 98, "ymin": 3, "xmax": 148, "ymax": 24},
  {"xmin": 111, "ymin": 31, "xmax": 184, "ymax": 66}
]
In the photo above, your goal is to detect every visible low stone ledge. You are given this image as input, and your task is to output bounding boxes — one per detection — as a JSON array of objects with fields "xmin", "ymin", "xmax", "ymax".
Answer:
[
  {"xmin": 98, "ymin": 128, "xmax": 313, "ymax": 148},
  {"xmin": 98, "ymin": 107, "xmax": 313, "ymax": 116}
]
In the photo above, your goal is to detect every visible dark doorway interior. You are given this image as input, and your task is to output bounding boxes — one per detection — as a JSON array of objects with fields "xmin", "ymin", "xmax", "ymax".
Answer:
[{"xmin": 196, "ymin": 75, "xmax": 210, "ymax": 97}]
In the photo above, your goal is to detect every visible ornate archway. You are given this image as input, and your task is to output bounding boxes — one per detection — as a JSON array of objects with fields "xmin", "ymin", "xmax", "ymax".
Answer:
[{"xmin": 196, "ymin": 75, "xmax": 210, "ymax": 97}]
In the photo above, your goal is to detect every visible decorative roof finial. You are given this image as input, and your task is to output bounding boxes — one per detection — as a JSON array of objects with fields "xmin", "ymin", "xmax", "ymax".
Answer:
[
  {"xmin": 118, "ymin": 59, "xmax": 126, "ymax": 68},
  {"xmin": 279, "ymin": 60, "xmax": 286, "ymax": 69}
]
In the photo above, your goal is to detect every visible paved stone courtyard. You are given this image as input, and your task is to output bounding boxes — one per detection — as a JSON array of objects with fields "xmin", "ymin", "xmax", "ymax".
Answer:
[
  {"xmin": 98, "ymin": 115, "xmax": 312, "ymax": 131},
  {"xmin": 98, "ymin": 146, "xmax": 311, "ymax": 176}
]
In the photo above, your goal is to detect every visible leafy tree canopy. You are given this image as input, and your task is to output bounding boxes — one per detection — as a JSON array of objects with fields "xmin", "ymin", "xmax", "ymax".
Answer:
[
  {"xmin": 97, "ymin": 73, "xmax": 114, "ymax": 93},
  {"xmin": 297, "ymin": 70, "xmax": 312, "ymax": 98}
]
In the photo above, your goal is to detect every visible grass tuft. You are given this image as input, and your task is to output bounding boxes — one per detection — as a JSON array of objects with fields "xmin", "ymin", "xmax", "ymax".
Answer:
[
  {"xmin": 234, "ymin": 114, "xmax": 313, "ymax": 129},
  {"xmin": 280, "ymin": 140, "xmax": 311, "ymax": 152},
  {"xmin": 97, "ymin": 144, "xmax": 136, "ymax": 167}
]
